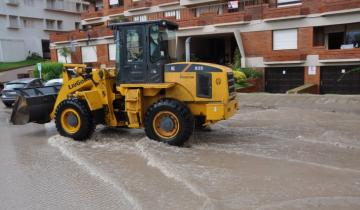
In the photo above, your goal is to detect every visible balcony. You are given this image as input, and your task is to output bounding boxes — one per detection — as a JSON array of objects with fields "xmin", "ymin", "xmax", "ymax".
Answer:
[
  {"xmin": 50, "ymin": 25, "xmax": 113, "ymax": 43},
  {"xmin": 81, "ymin": 4, "xmax": 104, "ymax": 20},
  {"xmin": 180, "ymin": 0, "xmax": 222, "ymax": 7},
  {"xmin": 263, "ymin": 2, "xmax": 310, "ymax": 21},
  {"xmin": 46, "ymin": 0, "xmax": 86, "ymax": 13},
  {"xmin": 264, "ymin": 52, "xmax": 307, "ymax": 63},
  {"xmin": 5, "ymin": 0, "xmax": 19, "ymax": 6},
  {"xmin": 108, "ymin": 5, "xmax": 125, "ymax": 16},
  {"xmin": 175, "ymin": 1, "xmax": 265, "ymax": 28},
  {"xmin": 319, "ymin": 0, "xmax": 360, "ymax": 14},
  {"xmin": 156, "ymin": 0, "xmax": 179, "ymax": 7},
  {"xmin": 126, "ymin": 0, "xmax": 152, "ymax": 12},
  {"xmin": 319, "ymin": 48, "xmax": 360, "ymax": 61}
]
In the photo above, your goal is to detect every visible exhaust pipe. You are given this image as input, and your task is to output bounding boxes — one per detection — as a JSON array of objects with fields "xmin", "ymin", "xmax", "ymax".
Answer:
[{"xmin": 185, "ymin": 37, "xmax": 191, "ymax": 62}]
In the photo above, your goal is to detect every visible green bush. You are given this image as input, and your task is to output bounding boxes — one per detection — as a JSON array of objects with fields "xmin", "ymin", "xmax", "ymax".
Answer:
[
  {"xmin": 26, "ymin": 52, "xmax": 43, "ymax": 60},
  {"xmin": 33, "ymin": 62, "xmax": 63, "ymax": 81},
  {"xmin": 239, "ymin": 68, "xmax": 263, "ymax": 79},
  {"xmin": 233, "ymin": 70, "xmax": 247, "ymax": 83}
]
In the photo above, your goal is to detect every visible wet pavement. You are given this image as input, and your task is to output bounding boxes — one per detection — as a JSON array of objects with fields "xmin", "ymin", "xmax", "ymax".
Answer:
[
  {"xmin": 0, "ymin": 66, "xmax": 34, "ymax": 83},
  {"xmin": 1, "ymin": 93, "xmax": 360, "ymax": 210}
]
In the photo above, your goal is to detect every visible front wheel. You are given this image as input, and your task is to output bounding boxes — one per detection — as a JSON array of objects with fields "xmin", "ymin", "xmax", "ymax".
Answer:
[
  {"xmin": 144, "ymin": 99, "xmax": 194, "ymax": 146},
  {"xmin": 55, "ymin": 99, "xmax": 95, "ymax": 141}
]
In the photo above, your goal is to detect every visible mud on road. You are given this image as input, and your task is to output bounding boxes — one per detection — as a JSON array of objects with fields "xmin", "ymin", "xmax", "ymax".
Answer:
[{"xmin": 47, "ymin": 94, "xmax": 360, "ymax": 210}]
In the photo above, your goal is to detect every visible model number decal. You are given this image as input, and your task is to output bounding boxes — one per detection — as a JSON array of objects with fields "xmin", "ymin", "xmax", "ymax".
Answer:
[{"xmin": 194, "ymin": 66, "xmax": 204, "ymax": 71}]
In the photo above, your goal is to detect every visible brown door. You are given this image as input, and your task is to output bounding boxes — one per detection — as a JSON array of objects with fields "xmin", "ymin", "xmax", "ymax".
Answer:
[
  {"xmin": 320, "ymin": 66, "xmax": 360, "ymax": 94},
  {"xmin": 265, "ymin": 67, "xmax": 304, "ymax": 93}
]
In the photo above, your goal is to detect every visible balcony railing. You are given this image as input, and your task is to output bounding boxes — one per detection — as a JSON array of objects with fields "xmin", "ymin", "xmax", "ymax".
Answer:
[
  {"xmin": 81, "ymin": 10, "xmax": 104, "ymax": 20},
  {"xmin": 319, "ymin": 0, "xmax": 360, "ymax": 13},
  {"xmin": 127, "ymin": 0, "xmax": 152, "ymax": 11},
  {"xmin": 173, "ymin": 0, "xmax": 264, "ymax": 27},
  {"xmin": 276, "ymin": 0, "xmax": 302, "ymax": 7},
  {"xmin": 46, "ymin": 0, "xmax": 84, "ymax": 13},
  {"xmin": 6, "ymin": 0, "xmax": 19, "ymax": 6}
]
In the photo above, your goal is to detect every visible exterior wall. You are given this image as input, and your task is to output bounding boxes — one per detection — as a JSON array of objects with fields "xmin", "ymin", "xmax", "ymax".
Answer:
[
  {"xmin": 50, "ymin": 0, "xmax": 360, "ymax": 94},
  {"xmin": 0, "ymin": 0, "xmax": 85, "ymax": 62}
]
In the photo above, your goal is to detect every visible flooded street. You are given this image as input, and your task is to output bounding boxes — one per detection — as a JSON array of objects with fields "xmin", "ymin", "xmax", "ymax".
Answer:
[{"xmin": 1, "ymin": 94, "xmax": 360, "ymax": 210}]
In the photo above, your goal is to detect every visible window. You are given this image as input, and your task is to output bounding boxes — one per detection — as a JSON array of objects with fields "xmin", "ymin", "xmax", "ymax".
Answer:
[
  {"xmin": 22, "ymin": 18, "xmax": 34, "ymax": 28},
  {"xmin": 126, "ymin": 29, "xmax": 143, "ymax": 62},
  {"xmin": 345, "ymin": 23, "xmax": 360, "ymax": 48},
  {"xmin": 149, "ymin": 25, "xmax": 161, "ymax": 62},
  {"xmin": 277, "ymin": 0, "xmax": 302, "ymax": 7},
  {"xmin": 109, "ymin": 0, "xmax": 123, "ymax": 8},
  {"xmin": 23, "ymin": 0, "xmax": 34, "ymax": 6},
  {"xmin": 76, "ymin": 3, "xmax": 81, "ymax": 12},
  {"xmin": 83, "ymin": 4, "xmax": 89, "ymax": 11},
  {"xmin": 95, "ymin": 0, "xmax": 103, "ymax": 11},
  {"xmin": 108, "ymin": 43, "xmax": 116, "ymax": 61},
  {"xmin": 164, "ymin": 10, "xmax": 181, "ymax": 20},
  {"xmin": 57, "ymin": 49, "xmax": 72, "ymax": 63},
  {"xmin": 133, "ymin": 15, "xmax": 147, "ymax": 22},
  {"xmin": 81, "ymin": 46, "xmax": 97, "ymax": 63},
  {"xmin": 46, "ymin": 19, "xmax": 55, "ymax": 30},
  {"xmin": 273, "ymin": 29, "xmax": 298, "ymax": 50},
  {"xmin": 57, "ymin": 20, "xmax": 63, "ymax": 30},
  {"xmin": 9, "ymin": 15, "xmax": 19, "ymax": 27},
  {"xmin": 75, "ymin": 22, "xmax": 80, "ymax": 29},
  {"xmin": 313, "ymin": 27, "xmax": 325, "ymax": 47},
  {"xmin": 195, "ymin": 5, "xmax": 223, "ymax": 17},
  {"xmin": 328, "ymin": 32, "xmax": 344, "ymax": 49},
  {"xmin": 32, "ymin": 80, "xmax": 43, "ymax": 87}
]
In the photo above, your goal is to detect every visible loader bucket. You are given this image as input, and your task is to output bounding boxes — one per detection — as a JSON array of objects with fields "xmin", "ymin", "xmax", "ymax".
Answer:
[{"xmin": 10, "ymin": 86, "xmax": 61, "ymax": 125}]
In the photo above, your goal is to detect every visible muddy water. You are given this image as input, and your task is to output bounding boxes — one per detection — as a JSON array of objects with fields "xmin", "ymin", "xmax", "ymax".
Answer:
[
  {"xmin": 0, "ymin": 106, "xmax": 135, "ymax": 210},
  {"xmin": 48, "ymin": 104, "xmax": 360, "ymax": 210},
  {"xmin": 1, "ymin": 94, "xmax": 360, "ymax": 210}
]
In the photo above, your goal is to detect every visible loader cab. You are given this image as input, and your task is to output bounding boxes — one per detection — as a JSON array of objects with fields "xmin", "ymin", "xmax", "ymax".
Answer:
[{"xmin": 110, "ymin": 20, "xmax": 178, "ymax": 84}]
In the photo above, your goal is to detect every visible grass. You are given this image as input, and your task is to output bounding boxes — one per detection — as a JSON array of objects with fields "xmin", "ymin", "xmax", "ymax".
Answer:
[
  {"xmin": 0, "ymin": 58, "xmax": 44, "ymax": 72},
  {"xmin": 235, "ymin": 81, "xmax": 252, "ymax": 89}
]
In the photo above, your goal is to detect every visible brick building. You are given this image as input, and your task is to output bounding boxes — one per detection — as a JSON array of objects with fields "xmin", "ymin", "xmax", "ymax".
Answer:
[{"xmin": 50, "ymin": 0, "xmax": 360, "ymax": 94}]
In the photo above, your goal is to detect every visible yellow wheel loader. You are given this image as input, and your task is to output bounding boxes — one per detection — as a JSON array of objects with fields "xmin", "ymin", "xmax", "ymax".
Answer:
[{"xmin": 11, "ymin": 20, "xmax": 238, "ymax": 146}]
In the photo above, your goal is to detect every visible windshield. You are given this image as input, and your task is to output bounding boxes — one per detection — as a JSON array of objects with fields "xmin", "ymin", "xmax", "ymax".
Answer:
[
  {"xmin": 149, "ymin": 25, "xmax": 176, "ymax": 62},
  {"xmin": 4, "ymin": 83, "xmax": 26, "ymax": 90}
]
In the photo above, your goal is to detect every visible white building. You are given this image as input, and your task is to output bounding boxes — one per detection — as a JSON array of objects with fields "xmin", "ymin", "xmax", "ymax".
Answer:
[{"xmin": 0, "ymin": 0, "xmax": 88, "ymax": 62}]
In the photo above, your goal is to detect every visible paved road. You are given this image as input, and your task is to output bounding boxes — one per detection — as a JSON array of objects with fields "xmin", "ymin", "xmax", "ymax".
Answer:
[
  {"xmin": 1, "ymin": 94, "xmax": 360, "ymax": 210},
  {"xmin": 0, "ymin": 66, "xmax": 34, "ymax": 83},
  {"xmin": 0, "ymin": 104, "xmax": 134, "ymax": 209}
]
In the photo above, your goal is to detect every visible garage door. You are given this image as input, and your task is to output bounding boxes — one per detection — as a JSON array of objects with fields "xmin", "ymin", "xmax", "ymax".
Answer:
[
  {"xmin": 265, "ymin": 67, "xmax": 304, "ymax": 93},
  {"xmin": 320, "ymin": 66, "xmax": 360, "ymax": 94}
]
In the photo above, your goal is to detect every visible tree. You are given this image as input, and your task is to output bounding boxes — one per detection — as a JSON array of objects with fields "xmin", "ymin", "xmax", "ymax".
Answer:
[
  {"xmin": 231, "ymin": 48, "xmax": 242, "ymax": 70},
  {"xmin": 59, "ymin": 47, "xmax": 71, "ymax": 63}
]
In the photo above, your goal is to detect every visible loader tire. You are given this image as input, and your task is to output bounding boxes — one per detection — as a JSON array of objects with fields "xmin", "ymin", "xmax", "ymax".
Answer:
[
  {"xmin": 144, "ymin": 99, "xmax": 194, "ymax": 146},
  {"xmin": 55, "ymin": 99, "xmax": 95, "ymax": 141}
]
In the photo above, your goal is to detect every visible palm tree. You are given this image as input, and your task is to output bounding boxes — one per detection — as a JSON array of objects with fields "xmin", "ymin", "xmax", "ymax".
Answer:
[{"xmin": 59, "ymin": 47, "xmax": 71, "ymax": 63}]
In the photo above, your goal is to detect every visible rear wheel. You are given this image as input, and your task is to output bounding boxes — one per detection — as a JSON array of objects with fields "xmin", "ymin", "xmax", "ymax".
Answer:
[
  {"xmin": 144, "ymin": 99, "xmax": 194, "ymax": 146},
  {"xmin": 55, "ymin": 99, "xmax": 95, "ymax": 141}
]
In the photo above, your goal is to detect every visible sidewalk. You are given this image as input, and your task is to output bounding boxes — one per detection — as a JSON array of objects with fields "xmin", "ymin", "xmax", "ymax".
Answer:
[
  {"xmin": 238, "ymin": 93, "xmax": 360, "ymax": 114},
  {"xmin": 0, "ymin": 65, "xmax": 35, "ymax": 83}
]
